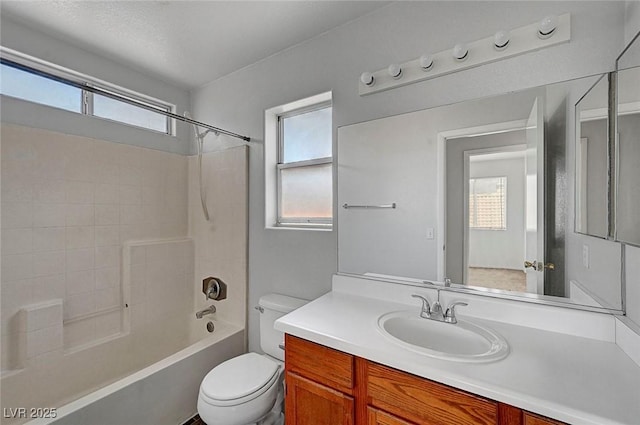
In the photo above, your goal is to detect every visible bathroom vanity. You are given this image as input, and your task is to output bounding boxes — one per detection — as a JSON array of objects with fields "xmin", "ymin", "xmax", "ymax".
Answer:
[
  {"xmin": 275, "ymin": 275, "xmax": 640, "ymax": 425},
  {"xmin": 284, "ymin": 335, "xmax": 562, "ymax": 425}
]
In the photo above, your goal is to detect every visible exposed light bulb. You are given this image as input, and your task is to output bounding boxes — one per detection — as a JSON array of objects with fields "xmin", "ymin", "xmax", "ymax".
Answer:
[
  {"xmin": 494, "ymin": 30, "xmax": 510, "ymax": 50},
  {"xmin": 360, "ymin": 72, "xmax": 375, "ymax": 86},
  {"xmin": 387, "ymin": 64, "xmax": 402, "ymax": 79},
  {"xmin": 419, "ymin": 54, "xmax": 433, "ymax": 70},
  {"xmin": 538, "ymin": 15, "xmax": 558, "ymax": 39},
  {"xmin": 452, "ymin": 43, "xmax": 469, "ymax": 61}
]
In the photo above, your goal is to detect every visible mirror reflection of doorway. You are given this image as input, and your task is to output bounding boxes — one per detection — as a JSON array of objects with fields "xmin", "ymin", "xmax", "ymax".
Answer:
[
  {"xmin": 466, "ymin": 147, "xmax": 527, "ymax": 292},
  {"xmin": 444, "ymin": 127, "xmax": 531, "ymax": 293}
]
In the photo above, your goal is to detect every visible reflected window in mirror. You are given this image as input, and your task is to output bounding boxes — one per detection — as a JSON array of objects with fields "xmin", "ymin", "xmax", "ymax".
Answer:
[{"xmin": 469, "ymin": 177, "xmax": 507, "ymax": 230}]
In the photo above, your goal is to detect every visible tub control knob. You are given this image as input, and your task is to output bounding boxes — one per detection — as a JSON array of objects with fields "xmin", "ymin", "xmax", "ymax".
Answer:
[{"xmin": 202, "ymin": 277, "xmax": 227, "ymax": 300}]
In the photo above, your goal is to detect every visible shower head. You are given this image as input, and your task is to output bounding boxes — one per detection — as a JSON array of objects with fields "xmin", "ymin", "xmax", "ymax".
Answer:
[{"xmin": 185, "ymin": 112, "xmax": 220, "ymax": 141}]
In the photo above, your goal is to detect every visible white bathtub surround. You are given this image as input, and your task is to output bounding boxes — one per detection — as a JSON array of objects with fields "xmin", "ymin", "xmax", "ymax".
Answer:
[
  {"xmin": 188, "ymin": 146, "xmax": 248, "ymax": 330},
  {"xmin": 275, "ymin": 274, "xmax": 640, "ymax": 425},
  {"xmin": 1, "ymin": 123, "xmax": 188, "ymax": 370},
  {"xmin": 1, "ymin": 238, "xmax": 195, "ymax": 425},
  {"xmin": 26, "ymin": 321, "xmax": 245, "ymax": 425},
  {"xmin": 122, "ymin": 238, "xmax": 195, "ymax": 334},
  {"xmin": 1, "ymin": 123, "xmax": 250, "ymax": 424},
  {"xmin": 20, "ymin": 300, "xmax": 64, "ymax": 361}
]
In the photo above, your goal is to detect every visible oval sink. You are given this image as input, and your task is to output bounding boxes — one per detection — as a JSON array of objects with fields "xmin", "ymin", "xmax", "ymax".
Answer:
[{"xmin": 377, "ymin": 311, "xmax": 509, "ymax": 363}]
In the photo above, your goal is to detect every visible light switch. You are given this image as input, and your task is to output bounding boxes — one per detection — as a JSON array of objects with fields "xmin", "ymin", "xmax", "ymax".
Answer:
[{"xmin": 426, "ymin": 228, "xmax": 435, "ymax": 239}]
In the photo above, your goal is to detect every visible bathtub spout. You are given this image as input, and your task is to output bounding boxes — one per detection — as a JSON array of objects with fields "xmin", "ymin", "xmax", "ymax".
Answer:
[{"xmin": 196, "ymin": 305, "xmax": 217, "ymax": 319}]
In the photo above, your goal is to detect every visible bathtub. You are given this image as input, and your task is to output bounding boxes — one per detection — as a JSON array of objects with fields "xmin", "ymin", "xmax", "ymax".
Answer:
[
  {"xmin": 1, "ymin": 237, "xmax": 245, "ymax": 425},
  {"xmin": 19, "ymin": 319, "xmax": 244, "ymax": 425}
]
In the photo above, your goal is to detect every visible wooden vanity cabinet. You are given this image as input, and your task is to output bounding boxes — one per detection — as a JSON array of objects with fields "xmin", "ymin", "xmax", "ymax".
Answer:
[
  {"xmin": 284, "ymin": 335, "xmax": 566, "ymax": 425},
  {"xmin": 284, "ymin": 335, "xmax": 355, "ymax": 425}
]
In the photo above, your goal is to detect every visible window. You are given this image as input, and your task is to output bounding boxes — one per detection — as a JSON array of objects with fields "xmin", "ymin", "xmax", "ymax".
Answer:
[
  {"xmin": 277, "ymin": 102, "xmax": 333, "ymax": 227},
  {"xmin": 0, "ymin": 62, "xmax": 82, "ymax": 112},
  {"xmin": 0, "ymin": 56, "xmax": 172, "ymax": 134},
  {"xmin": 469, "ymin": 176, "xmax": 507, "ymax": 230}
]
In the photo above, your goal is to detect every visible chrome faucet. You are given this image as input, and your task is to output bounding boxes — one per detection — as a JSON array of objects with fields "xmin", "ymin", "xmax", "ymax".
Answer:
[
  {"xmin": 443, "ymin": 302, "xmax": 468, "ymax": 324},
  {"xmin": 411, "ymin": 292, "xmax": 467, "ymax": 324},
  {"xmin": 195, "ymin": 305, "xmax": 216, "ymax": 319}
]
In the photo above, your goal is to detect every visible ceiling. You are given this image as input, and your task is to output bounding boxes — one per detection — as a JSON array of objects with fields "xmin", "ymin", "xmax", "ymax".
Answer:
[{"xmin": 0, "ymin": 1, "xmax": 390, "ymax": 90}]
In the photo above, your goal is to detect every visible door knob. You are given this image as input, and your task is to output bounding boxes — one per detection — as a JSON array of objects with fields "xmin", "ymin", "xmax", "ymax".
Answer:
[
  {"xmin": 524, "ymin": 260, "xmax": 555, "ymax": 271},
  {"xmin": 540, "ymin": 262, "xmax": 555, "ymax": 271}
]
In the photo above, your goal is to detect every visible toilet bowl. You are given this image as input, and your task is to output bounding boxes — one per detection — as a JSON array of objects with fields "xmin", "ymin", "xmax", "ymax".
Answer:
[
  {"xmin": 198, "ymin": 353, "xmax": 283, "ymax": 425},
  {"xmin": 197, "ymin": 294, "xmax": 308, "ymax": 425}
]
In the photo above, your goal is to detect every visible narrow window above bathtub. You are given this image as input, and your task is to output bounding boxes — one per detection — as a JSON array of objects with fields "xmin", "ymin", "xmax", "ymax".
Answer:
[
  {"xmin": 0, "ymin": 48, "xmax": 173, "ymax": 134},
  {"xmin": 265, "ymin": 92, "xmax": 333, "ymax": 230}
]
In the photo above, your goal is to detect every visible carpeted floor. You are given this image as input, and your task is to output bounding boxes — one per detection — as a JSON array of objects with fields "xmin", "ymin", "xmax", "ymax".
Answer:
[{"xmin": 467, "ymin": 267, "xmax": 526, "ymax": 292}]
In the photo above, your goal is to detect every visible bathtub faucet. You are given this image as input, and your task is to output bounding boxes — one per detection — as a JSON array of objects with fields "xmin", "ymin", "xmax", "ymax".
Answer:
[{"xmin": 196, "ymin": 305, "xmax": 217, "ymax": 319}]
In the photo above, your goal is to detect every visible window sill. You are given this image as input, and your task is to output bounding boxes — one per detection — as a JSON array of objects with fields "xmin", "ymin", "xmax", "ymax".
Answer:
[{"xmin": 266, "ymin": 224, "xmax": 333, "ymax": 232}]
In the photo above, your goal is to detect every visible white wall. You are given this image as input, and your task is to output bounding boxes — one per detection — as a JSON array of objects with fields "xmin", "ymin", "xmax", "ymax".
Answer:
[
  {"xmin": 0, "ymin": 17, "xmax": 193, "ymax": 155},
  {"xmin": 468, "ymin": 157, "xmax": 526, "ymax": 271},
  {"xmin": 625, "ymin": 1, "xmax": 640, "ymax": 45},
  {"xmin": 191, "ymin": 1, "xmax": 627, "ymax": 351}
]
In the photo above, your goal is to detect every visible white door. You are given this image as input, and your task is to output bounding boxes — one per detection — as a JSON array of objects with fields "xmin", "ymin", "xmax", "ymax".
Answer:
[{"xmin": 524, "ymin": 98, "xmax": 545, "ymax": 294}]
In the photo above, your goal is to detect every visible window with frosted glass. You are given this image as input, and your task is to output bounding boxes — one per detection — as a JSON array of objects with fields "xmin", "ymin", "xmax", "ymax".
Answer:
[
  {"xmin": 277, "ymin": 103, "xmax": 332, "ymax": 226},
  {"xmin": 469, "ymin": 177, "xmax": 507, "ymax": 230}
]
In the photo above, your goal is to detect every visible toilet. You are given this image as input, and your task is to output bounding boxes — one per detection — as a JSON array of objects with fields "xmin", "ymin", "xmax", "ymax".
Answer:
[{"xmin": 197, "ymin": 294, "xmax": 308, "ymax": 425}]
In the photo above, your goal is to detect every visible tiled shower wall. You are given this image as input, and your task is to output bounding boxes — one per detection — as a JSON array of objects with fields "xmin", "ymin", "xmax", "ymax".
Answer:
[
  {"xmin": 189, "ymin": 146, "xmax": 248, "ymax": 331},
  {"xmin": 1, "ymin": 124, "xmax": 188, "ymax": 370}
]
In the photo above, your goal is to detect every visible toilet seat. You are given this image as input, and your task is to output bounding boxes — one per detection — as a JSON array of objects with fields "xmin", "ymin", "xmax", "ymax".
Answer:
[{"xmin": 199, "ymin": 353, "xmax": 281, "ymax": 407}]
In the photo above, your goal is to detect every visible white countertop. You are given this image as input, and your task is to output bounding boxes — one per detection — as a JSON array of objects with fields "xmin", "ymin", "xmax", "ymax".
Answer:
[{"xmin": 275, "ymin": 289, "xmax": 640, "ymax": 425}]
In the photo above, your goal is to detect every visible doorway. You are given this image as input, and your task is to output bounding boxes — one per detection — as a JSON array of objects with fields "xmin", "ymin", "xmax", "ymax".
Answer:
[
  {"xmin": 443, "ymin": 127, "xmax": 531, "ymax": 293},
  {"xmin": 466, "ymin": 146, "xmax": 527, "ymax": 292}
]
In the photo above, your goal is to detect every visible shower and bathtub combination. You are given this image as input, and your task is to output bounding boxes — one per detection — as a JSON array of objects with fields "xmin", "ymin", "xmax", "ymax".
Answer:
[{"xmin": 1, "ymin": 119, "xmax": 249, "ymax": 424}]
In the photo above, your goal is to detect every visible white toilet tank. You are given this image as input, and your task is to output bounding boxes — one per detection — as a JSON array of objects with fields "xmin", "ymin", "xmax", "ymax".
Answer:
[{"xmin": 258, "ymin": 294, "xmax": 307, "ymax": 361}]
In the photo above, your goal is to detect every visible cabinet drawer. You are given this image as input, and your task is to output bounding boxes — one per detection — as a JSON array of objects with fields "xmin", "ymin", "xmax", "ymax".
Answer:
[
  {"xmin": 365, "ymin": 361, "xmax": 497, "ymax": 425},
  {"xmin": 368, "ymin": 407, "xmax": 416, "ymax": 425},
  {"xmin": 285, "ymin": 334, "xmax": 354, "ymax": 394}
]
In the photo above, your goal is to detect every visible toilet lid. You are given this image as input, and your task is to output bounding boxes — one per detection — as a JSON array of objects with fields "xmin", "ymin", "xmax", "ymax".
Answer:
[{"xmin": 200, "ymin": 353, "xmax": 280, "ymax": 401}]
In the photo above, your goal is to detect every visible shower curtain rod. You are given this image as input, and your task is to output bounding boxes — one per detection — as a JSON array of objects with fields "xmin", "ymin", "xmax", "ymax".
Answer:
[
  {"xmin": 85, "ymin": 84, "xmax": 252, "ymax": 142},
  {"xmin": 1, "ymin": 57, "xmax": 251, "ymax": 142}
]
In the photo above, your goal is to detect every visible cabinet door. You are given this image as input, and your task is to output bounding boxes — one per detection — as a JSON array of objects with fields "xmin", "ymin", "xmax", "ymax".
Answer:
[
  {"xmin": 286, "ymin": 372, "xmax": 354, "ymax": 425},
  {"xmin": 368, "ymin": 407, "xmax": 416, "ymax": 425}
]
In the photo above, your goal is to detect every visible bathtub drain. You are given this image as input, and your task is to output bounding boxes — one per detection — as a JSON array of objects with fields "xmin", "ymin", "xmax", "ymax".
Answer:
[{"xmin": 206, "ymin": 321, "xmax": 215, "ymax": 333}]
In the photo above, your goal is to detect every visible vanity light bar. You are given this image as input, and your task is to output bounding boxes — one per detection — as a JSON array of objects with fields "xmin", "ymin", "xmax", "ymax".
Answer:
[{"xmin": 359, "ymin": 13, "xmax": 571, "ymax": 96}]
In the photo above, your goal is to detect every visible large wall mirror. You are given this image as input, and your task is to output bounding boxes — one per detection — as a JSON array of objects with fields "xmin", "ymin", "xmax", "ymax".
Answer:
[
  {"xmin": 615, "ymin": 32, "xmax": 640, "ymax": 246},
  {"xmin": 337, "ymin": 72, "xmax": 624, "ymax": 313}
]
